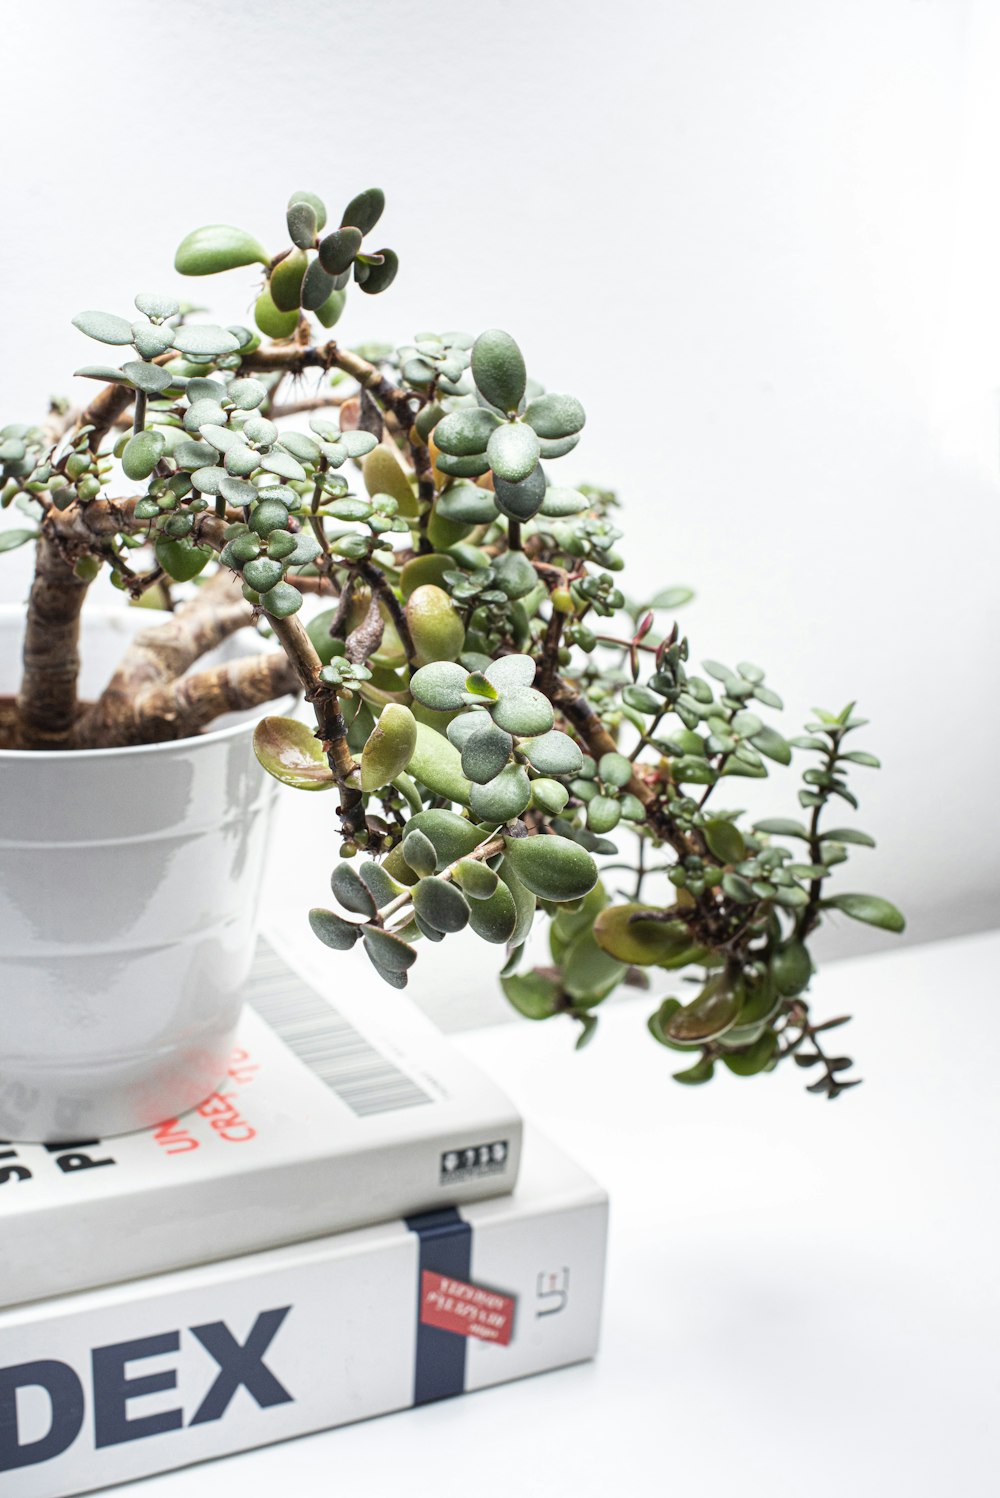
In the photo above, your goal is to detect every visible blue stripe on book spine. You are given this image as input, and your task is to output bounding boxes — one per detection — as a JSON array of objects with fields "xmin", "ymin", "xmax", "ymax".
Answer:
[{"xmin": 404, "ymin": 1208, "xmax": 472, "ymax": 1405}]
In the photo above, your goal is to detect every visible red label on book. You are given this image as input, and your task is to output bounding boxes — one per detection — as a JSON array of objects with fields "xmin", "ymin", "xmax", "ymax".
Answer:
[{"xmin": 419, "ymin": 1270, "xmax": 515, "ymax": 1345}]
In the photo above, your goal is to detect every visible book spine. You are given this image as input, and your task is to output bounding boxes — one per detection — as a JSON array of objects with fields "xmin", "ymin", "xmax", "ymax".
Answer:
[{"xmin": 0, "ymin": 1194, "xmax": 607, "ymax": 1497}]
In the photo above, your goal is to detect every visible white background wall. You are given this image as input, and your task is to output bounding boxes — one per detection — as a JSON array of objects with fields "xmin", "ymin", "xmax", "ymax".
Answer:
[{"xmin": 2, "ymin": 0, "xmax": 997, "ymax": 984}]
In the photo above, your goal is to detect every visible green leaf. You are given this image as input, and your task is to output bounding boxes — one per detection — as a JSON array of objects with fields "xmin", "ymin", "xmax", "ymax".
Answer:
[
  {"xmin": 598, "ymin": 752, "xmax": 632, "ymax": 789},
  {"xmin": 288, "ymin": 190, "xmax": 328, "ymax": 233},
  {"xmin": 358, "ymin": 860, "xmax": 405, "ymax": 907},
  {"xmin": 409, "ymin": 660, "xmax": 468, "ymax": 711},
  {"xmin": 461, "ymin": 722, "xmax": 514, "ymax": 785},
  {"xmin": 174, "ymin": 224, "xmax": 269, "ymax": 276},
  {"xmin": 490, "ymin": 687, "xmax": 554, "ymax": 737},
  {"xmin": 664, "ymin": 975, "xmax": 742, "ymax": 1043},
  {"xmin": 531, "ymin": 778, "xmax": 569, "ymax": 816},
  {"xmin": 153, "ymin": 535, "xmax": 210, "ymax": 584},
  {"xmin": 253, "ymin": 716, "xmax": 334, "ymax": 791},
  {"xmin": 454, "ymin": 859, "xmax": 499, "ymax": 901},
  {"xmin": 316, "ymin": 289, "xmax": 347, "ymax": 328},
  {"xmin": 406, "ymin": 721, "xmax": 471, "ymax": 804},
  {"xmin": 270, "ymin": 248, "xmax": 308, "ymax": 312},
  {"xmin": 121, "ymin": 360, "xmax": 174, "ymax": 394},
  {"xmin": 130, "ymin": 323, "xmax": 175, "ymax": 359},
  {"xmin": 704, "ymin": 819, "xmax": 746, "ymax": 864},
  {"xmin": 539, "ymin": 486, "xmax": 589, "ymax": 517},
  {"xmin": 750, "ymin": 725, "xmax": 792, "ymax": 765},
  {"xmin": 255, "ymin": 290, "xmax": 300, "ymax": 339},
  {"xmin": 824, "ymin": 893, "xmax": 905, "ymax": 932},
  {"xmin": 493, "ymin": 464, "xmax": 546, "ymax": 521},
  {"xmin": 121, "ymin": 428, "xmax": 166, "ymax": 481},
  {"xmin": 309, "ymin": 908, "xmax": 362, "ymax": 950},
  {"xmin": 261, "ymin": 581, "xmax": 303, "ymax": 619},
  {"xmin": 72, "ymin": 310, "xmax": 134, "ymax": 345},
  {"xmin": 0, "ymin": 528, "xmax": 37, "ymax": 553},
  {"xmin": 721, "ymin": 1029, "xmax": 777, "ymax": 1076},
  {"xmin": 341, "ymin": 187, "xmax": 385, "ymax": 235},
  {"xmin": 501, "ymin": 970, "xmax": 560, "ymax": 1021},
  {"xmin": 753, "ymin": 818, "xmax": 809, "ymax": 839},
  {"xmin": 487, "ymin": 422, "xmax": 540, "ymax": 483},
  {"xmin": 357, "ymin": 249, "xmax": 398, "ymax": 296},
  {"xmin": 471, "ymin": 329, "xmax": 527, "ymax": 413},
  {"xmin": 412, "ymin": 876, "xmax": 470, "ymax": 934},
  {"xmin": 406, "ymin": 585, "xmax": 465, "ymax": 666},
  {"xmin": 772, "ymin": 939, "xmax": 813, "ymax": 996},
  {"xmin": 286, "ymin": 200, "xmax": 318, "ymax": 250},
  {"xmin": 820, "ymin": 828, "xmax": 876, "ymax": 847},
  {"xmin": 171, "ymin": 324, "xmax": 241, "ymax": 358},
  {"xmin": 467, "ymin": 878, "xmax": 518, "ymax": 944},
  {"xmin": 469, "ymin": 764, "xmax": 532, "ymax": 823},
  {"xmin": 519, "ymin": 729, "xmax": 583, "ymax": 777},
  {"xmin": 134, "ymin": 292, "xmax": 180, "ymax": 320},
  {"xmin": 522, "ymin": 393, "xmax": 585, "ymax": 440},
  {"xmin": 402, "ymin": 828, "xmax": 438, "ymax": 878},
  {"xmin": 672, "ymin": 1056, "xmax": 716, "ymax": 1085},
  {"xmin": 841, "ymin": 751, "xmax": 881, "ymax": 768},
  {"xmin": 363, "ymin": 927, "xmax": 417, "ymax": 973},
  {"xmin": 433, "ymin": 407, "xmax": 501, "ymax": 457},
  {"xmin": 361, "ymin": 703, "xmax": 417, "ymax": 791},
  {"xmin": 562, "ymin": 928, "xmax": 626, "ymax": 1005},
  {"xmin": 501, "ymin": 833, "xmax": 598, "ymax": 903},
  {"xmin": 650, "ymin": 586, "xmax": 694, "ymax": 610},
  {"xmin": 720, "ymin": 871, "xmax": 757, "ymax": 904},
  {"xmin": 319, "ymin": 227, "xmax": 363, "ymax": 276}
]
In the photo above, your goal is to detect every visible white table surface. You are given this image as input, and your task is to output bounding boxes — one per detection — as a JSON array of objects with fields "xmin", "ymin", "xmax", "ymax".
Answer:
[{"xmin": 119, "ymin": 929, "xmax": 1000, "ymax": 1498}]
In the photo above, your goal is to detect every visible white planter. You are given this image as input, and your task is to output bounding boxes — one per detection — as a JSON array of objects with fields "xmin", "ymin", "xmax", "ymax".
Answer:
[{"xmin": 0, "ymin": 604, "xmax": 289, "ymax": 1141}]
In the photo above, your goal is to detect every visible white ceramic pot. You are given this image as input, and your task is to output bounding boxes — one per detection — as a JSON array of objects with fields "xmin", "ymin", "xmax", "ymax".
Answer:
[{"xmin": 0, "ymin": 604, "xmax": 289, "ymax": 1141}]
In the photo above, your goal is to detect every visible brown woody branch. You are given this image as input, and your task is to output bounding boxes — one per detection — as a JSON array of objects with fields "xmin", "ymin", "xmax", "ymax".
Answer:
[{"xmin": 105, "ymin": 650, "xmax": 297, "ymax": 746}]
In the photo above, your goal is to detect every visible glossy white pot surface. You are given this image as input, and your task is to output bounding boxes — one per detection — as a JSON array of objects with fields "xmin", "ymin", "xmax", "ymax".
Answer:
[{"xmin": 0, "ymin": 605, "xmax": 288, "ymax": 1141}]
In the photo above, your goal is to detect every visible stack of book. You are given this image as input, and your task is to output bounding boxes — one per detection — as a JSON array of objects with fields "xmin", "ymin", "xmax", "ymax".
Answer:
[{"xmin": 0, "ymin": 935, "xmax": 609, "ymax": 1495}]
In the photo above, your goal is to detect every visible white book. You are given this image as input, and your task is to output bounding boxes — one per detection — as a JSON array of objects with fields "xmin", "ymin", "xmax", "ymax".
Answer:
[
  {"xmin": 0, "ymin": 1129, "xmax": 607, "ymax": 1498},
  {"xmin": 1, "ymin": 935, "xmax": 522, "ymax": 1309}
]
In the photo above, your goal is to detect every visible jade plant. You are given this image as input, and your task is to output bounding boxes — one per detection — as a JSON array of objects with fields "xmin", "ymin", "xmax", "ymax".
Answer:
[{"xmin": 1, "ymin": 186, "xmax": 905, "ymax": 1097}]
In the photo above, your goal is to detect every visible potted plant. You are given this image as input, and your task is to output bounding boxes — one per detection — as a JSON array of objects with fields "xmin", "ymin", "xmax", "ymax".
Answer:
[{"xmin": 0, "ymin": 185, "xmax": 904, "ymax": 1141}]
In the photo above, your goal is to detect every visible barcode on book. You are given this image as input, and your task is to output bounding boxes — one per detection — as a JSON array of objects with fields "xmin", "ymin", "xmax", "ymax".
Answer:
[{"xmin": 246, "ymin": 942, "xmax": 434, "ymax": 1116}]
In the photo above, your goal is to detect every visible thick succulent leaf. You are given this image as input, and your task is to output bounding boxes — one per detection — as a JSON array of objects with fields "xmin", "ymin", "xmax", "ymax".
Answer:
[
  {"xmin": 435, "ymin": 482, "xmax": 498, "ymax": 525},
  {"xmin": 469, "ymin": 764, "xmax": 532, "ymax": 823},
  {"xmin": 490, "ymin": 550, "xmax": 537, "ymax": 600},
  {"xmin": 261, "ymin": 582, "xmax": 303, "ymax": 618},
  {"xmin": 561, "ymin": 929, "xmax": 626, "ymax": 1005},
  {"xmin": 409, "ymin": 659, "xmax": 468, "ymax": 711},
  {"xmin": 490, "ymin": 687, "xmax": 554, "ymax": 736},
  {"xmin": 412, "ymin": 876, "xmax": 471, "ymax": 934},
  {"xmin": 358, "ymin": 860, "xmax": 406, "ymax": 907},
  {"xmin": 309, "ymin": 908, "xmax": 362, "ymax": 950},
  {"xmin": 406, "ymin": 721, "xmax": 471, "ymax": 803},
  {"xmin": 704, "ymin": 819, "xmax": 746, "ymax": 864},
  {"xmin": 174, "ymin": 224, "xmax": 269, "ymax": 276},
  {"xmin": 72, "ymin": 310, "xmax": 134, "ymax": 345},
  {"xmin": 433, "ymin": 407, "xmax": 500, "ymax": 457},
  {"xmin": 286, "ymin": 200, "xmax": 318, "ymax": 250},
  {"xmin": 358, "ymin": 249, "xmax": 399, "ymax": 295},
  {"xmin": 363, "ymin": 444, "xmax": 418, "ymax": 517},
  {"xmin": 122, "ymin": 359, "xmax": 174, "ymax": 394},
  {"xmin": 471, "ymin": 329, "xmax": 526, "ymax": 414},
  {"xmin": 593, "ymin": 905, "xmax": 694, "ymax": 965},
  {"xmin": 530, "ymin": 778, "xmax": 569, "ymax": 816},
  {"xmin": 253, "ymin": 716, "xmax": 334, "ymax": 791},
  {"xmin": 171, "ymin": 324, "xmax": 241, "ymax": 358},
  {"xmin": 402, "ymin": 828, "xmax": 438, "ymax": 878},
  {"xmin": 153, "ymin": 537, "xmax": 211, "ymax": 583},
  {"xmin": 130, "ymin": 323, "xmax": 175, "ymax": 359},
  {"xmin": 406, "ymin": 585, "xmax": 465, "ymax": 665},
  {"xmin": 315, "ymin": 288, "xmax": 347, "ymax": 328},
  {"xmin": 254, "ymin": 290, "xmax": 300, "ymax": 339},
  {"xmin": 331, "ymin": 862, "xmax": 379, "ymax": 917},
  {"xmin": 288, "ymin": 190, "xmax": 328, "ymax": 232},
  {"xmin": 501, "ymin": 833, "xmax": 598, "ymax": 903},
  {"xmin": 497, "ymin": 858, "xmax": 538, "ymax": 946},
  {"xmin": 461, "ymin": 722, "xmax": 513, "ymax": 785},
  {"xmin": 446, "ymin": 708, "xmax": 493, "ymax": 750},
  {"xmin": 771, "ymin": 939, "xmax": 813, "ymax": 996},
  {"xmin": 393, "ymin": 810, "xmax": 485, "ymax": 878},
  {"xmin": 121, "ymin": 429, "xmax": 165, "ymax": 480},
  {"xmin": 501, "ymin": 970, "xmax": 559, "ymax": 1020},
  {"xmin": 492, "ymin": 463, "xmax": 547, "ymax": 521},
  {"xmin": 363, "ymin": 926, "xmax": 417, "ymax": 973},
  {"xmin": 435, "ymin": 451, "xmax": 491, "ymax": 479},
  {"xmin": 468, "ymin": 878, "xmax": 518, "ymax": 944},
  {"xmin": 487, "ymin": 422, "xmax": 541, "ymax": 484},
  {"xmin": 361, "ymin": 703, "xmax": 417, "ymax": 791},
  {"xmin": 270, "ymin": 248, "xmax": 308, "ymax": 312},
  {"xmin": 664, "ymin": 975, "xmax": 743, "ymax": 1044},
  {"xmin": 519, "ymin": 729, "xmax": 584, "ymax": 776},
  {"xmin": 824, "ymin": 893, "xmax": 905, "ymax": 932},
  {"xmin": 523, "ymin": 393, "xmax": 586, "ymax": 440},
  {"xmin": 750, "ymin": 724, "xmax": 792, "ymax": 765},
  {"xmin": 135, "ymin": 292, "xmax": 180, "ymax": 320},
  {"xmin": 453, "ymin": 859, "xmax": 499, "ymax": 900},
  {"xmin": 539, "ymin": 485, "xmax": 588, "ymax": 517},
  {"xmin": 319, "ymin": 227, "xmax": 363, "ymax": 275},
  {"xmin": 341, "ymin": 187, "xmax": 385, "ymax": 235}
]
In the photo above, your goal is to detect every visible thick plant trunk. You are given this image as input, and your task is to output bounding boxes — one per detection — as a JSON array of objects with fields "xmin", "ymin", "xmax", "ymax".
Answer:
[{"xmin": 14, "ymin": 535, "xmax": 89, "ymax": 750}]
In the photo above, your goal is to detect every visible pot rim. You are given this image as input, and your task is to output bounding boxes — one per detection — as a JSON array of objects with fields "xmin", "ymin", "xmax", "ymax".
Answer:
[{"xmin": 0, "ymin": 601, "xmax": 296, "ymax": 763}]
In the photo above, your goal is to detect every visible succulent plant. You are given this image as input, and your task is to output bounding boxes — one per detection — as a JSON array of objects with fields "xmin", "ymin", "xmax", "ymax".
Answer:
[{"xmin": 1, "ymin": 186, "xmax": 904, "ymax": 1096}]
